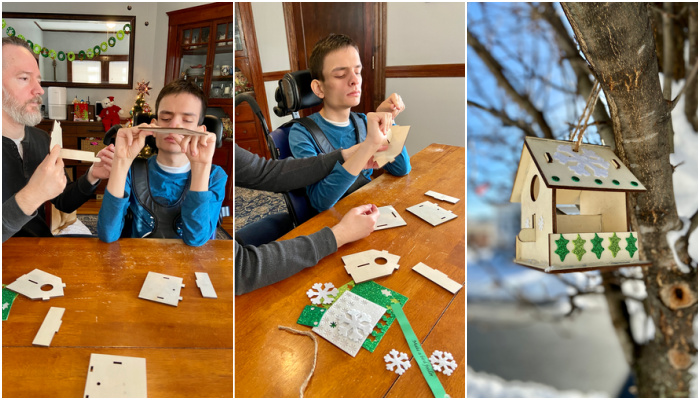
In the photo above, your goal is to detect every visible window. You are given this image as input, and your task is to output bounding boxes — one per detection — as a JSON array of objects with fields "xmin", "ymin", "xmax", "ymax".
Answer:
[{"xmin": 71, "ymin": 61, "xmax": 101, "ymax": 83}]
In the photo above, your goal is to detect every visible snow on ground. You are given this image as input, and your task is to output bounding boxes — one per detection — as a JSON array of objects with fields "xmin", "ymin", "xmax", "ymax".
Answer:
[{"xmin": 467, "ymin": 366, "xmax": 607, "ymax": 398}]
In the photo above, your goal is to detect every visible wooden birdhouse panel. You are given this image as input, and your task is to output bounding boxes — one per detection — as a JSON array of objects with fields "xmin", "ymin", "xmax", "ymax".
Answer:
[
  {"xmin": 524, "ymin": 137, "xmax": 646, "ymax": 192},
  {"xmin": 515, "ymin": 165, "xmax": 553, "ymax": 267},
  {"xmin": 580, "ymin": 191, "xmax": 628, "ymax": 232},
  {"xmin": 548, "ymin": 232, "xmax": 640, "ymax": 271}
]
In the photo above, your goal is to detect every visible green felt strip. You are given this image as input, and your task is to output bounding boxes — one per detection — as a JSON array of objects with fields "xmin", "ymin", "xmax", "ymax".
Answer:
[
  {"xmin": 390, "ymin": 303, "xmax": 448, "ymax": 398},
  {"xmin": 296, "ymin": 305, "xmax": 327, "ymax": 327}
]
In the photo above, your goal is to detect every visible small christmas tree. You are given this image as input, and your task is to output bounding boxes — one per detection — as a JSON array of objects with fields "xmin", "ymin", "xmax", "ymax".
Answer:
[{"xmin": 127, "ymin": 79, "xmax": 153, "ymax": 127}]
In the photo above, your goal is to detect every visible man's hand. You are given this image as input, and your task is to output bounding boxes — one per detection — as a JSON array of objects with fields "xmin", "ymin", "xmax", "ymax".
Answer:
[
  {"xmin": 376, "ymin": 93, "xmax": 405, "ymax": 120},
  {"xmin": 114, "ymin": 124, "xmax": 154, "ymax": 161},
  {"xmin": 339, "ymin": 113, "xmax": 390, "ymax": 176},
  {"xmin": 176, "ymin": 132, "xmax": 217, "ymax": 166},
  {"xmin": 330, "ymin": 204, "xmax": 380, "ymax": 248},
  {"xmin": 87, "ymin": 144, "xmax": 115, "ymax": 183},
  {"xmin": 365, "ymin": 112, "xmax": 392, "ymax": 149},
  {"xmin": 15, "ymin": 145, "xmax": 67, "ymax": 215}
]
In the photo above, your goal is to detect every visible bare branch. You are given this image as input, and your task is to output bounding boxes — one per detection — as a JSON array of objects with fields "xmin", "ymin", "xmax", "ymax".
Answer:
[
  {"xmin": 467, "ymin": 100, "xmax": 539, "ymax": 137},
  {"xmin": 467, "ymin": 30, "xmax": 555, "ymax": 139},
  {"xmin": 674, "ymin": 209, "xmax": 699, "ymax": 269},
  {"xmin": 533, "ymin": 3, "xmax": 616, "ymax": 148},
  {"xmin": 663, "ymin": 2, "xmax": 675, "ymax": 101},
  {"xmin": 685, "ymin": 3, "xmax": 698, "ymax": 131},
  {"xmin": 670, "ymin": 59, "xmax": 699, "ymax": 112}
]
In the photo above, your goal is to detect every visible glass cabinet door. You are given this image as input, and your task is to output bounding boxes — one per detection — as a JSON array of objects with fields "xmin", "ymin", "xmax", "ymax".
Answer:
[
  {"xmin": 179, "ymin": 24, "xmax": 210, "ymax": 93},
  {"xmin": 210, "ymin": 21, "xmax": 234, "ymax": 100}
]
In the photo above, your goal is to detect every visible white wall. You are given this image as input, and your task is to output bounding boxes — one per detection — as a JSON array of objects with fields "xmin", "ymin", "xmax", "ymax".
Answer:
[
  {"xmin": 251, "ymin": 2, "xmax": 465, "ymax": 155},
  {"xmin": 2, "ymin": 2, "xmax": 210, "ymax": 118}
]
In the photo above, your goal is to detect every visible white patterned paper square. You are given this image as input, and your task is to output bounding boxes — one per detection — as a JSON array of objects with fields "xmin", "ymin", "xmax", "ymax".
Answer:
[{"xmin": 312, "ymin": 291, "xmax": 386, "ymax": 357}]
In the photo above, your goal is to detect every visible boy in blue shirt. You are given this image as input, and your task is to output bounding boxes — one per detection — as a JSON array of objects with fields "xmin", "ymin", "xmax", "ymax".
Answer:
[
  {"xmin": 97, "ymin": 80, "xmax": 227, "ymax": 246},
  {"xmin": 289, "ymin": 33, "xmax": 411, "ymax": 212}
]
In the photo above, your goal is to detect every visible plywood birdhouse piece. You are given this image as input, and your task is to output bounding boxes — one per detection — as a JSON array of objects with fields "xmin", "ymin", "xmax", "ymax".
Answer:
[{"xmin": 510, "ymin": 137, "xmax": 650, "ymax": 273}]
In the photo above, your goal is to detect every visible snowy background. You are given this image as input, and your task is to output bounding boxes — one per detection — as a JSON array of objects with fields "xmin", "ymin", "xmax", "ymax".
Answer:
[{"xmin": 467, "ymin": 3, "xmax": 698, "ymax": 397}]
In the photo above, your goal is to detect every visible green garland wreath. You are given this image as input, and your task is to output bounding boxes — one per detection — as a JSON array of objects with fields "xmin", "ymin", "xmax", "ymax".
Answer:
[
  {"xmin": 78, "ymin": 50, "xmax": 86, "ymax": 61},
  {"xmin": 6, "ymin": 27, "xmax": 15, "ymax": 36},
  {"xmin": 123, "ymin": 23, "xmax": 131, "ymax": 34},
  {"xmin": 57, "ymin": 51, "xmax": 66, "ymax": 61},
  {"xmin": 86, "ymin": 48, "xmax": 94, "ymax": 59},
  {"xmin": 100, "ymin": 41, "xmax": 108, "ymax": 52},
  {"xmin": 108, "ymin": 37, "xmax": 117, "ymax": 47},
  {"xmin": 67, "ymin": 52, "xmax": 75, "ymax": 62},
  {"xmin": 116, "ymin": 30, "xmax": 125, "ymax": 40},
  {"xmin": 93, "ymin": 45, "xmax": 101, "ymax": 56},
  {"xmin": 33, "ymin": 44, "xmax": 41, "ymax": 54}
]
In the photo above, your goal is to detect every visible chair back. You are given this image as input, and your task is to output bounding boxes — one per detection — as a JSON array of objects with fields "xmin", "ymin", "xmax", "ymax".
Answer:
[
  {"xmin": 266, "ymin": 124, "xmax": 319, "ymax": 226},
  {"xmin": 273, "ymin": 70, "xmax": 321, "ymax": 117}
]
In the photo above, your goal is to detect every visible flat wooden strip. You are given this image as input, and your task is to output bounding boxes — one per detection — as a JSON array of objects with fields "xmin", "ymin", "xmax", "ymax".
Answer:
[{"xmin": 32, "ymin": 307, "xmax": 65, "ymax": 347}]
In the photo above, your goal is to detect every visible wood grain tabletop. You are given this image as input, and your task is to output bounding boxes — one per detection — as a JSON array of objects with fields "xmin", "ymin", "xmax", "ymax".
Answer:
[
  {"xmin": 235, "ymin": 144, "xmax": 465, "ymax": 397},
  {"xmin": 2, "ymin": 238, "xmax": 233, "ymax": 398}
]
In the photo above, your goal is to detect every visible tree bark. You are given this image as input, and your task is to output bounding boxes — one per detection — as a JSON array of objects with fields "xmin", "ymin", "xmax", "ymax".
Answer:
[
  {"xmin": 562, "ymin": 3, "xmax": 698, "ymax": 397},
  {"xmin": 685, "ymin": 3, "xmax": 698, "ymax": 131}
]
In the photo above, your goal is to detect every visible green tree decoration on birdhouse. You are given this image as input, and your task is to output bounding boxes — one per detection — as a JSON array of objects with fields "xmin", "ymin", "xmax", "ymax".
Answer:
[
  {"xmin": 625, "ymin": 233, "xmax": 638, "ymax": 258},
  {"xmin": 608, "ymin": 233, "xmax": 622, "ymax": 258},
  {"xmin": 591, "ymin": 233, "xmax": 605, "ymax": 259},
  {"xmin": 554, "ymin": 234, "xmax": 570, "ymax": 262},
  {"xmin": 572, "ymin": 234, "xmax": 587, "ymax": 261}
]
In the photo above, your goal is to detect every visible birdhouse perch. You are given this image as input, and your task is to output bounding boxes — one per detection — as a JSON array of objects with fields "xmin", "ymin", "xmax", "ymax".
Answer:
[{"xmin": 510, "ymin": 137, "xmax": 651, "ymax": 273}]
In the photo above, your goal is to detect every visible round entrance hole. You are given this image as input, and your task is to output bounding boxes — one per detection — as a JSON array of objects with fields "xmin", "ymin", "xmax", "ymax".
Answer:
[
  {"xmin": 40, "ymin": 284, "xmax": 54, "ymax": 292},
  {"xmin": 530, "ymin": 175, "xmax": 540, "ymax": 202},
  {"xmin": 374, "ymin": 257, "xmax": 388, "ymax": 265}
]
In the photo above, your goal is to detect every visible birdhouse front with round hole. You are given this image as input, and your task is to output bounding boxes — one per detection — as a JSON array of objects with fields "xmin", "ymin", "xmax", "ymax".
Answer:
[{"xmin": 509, "ymin": 137, "xmax": 651, "ymax": 273}]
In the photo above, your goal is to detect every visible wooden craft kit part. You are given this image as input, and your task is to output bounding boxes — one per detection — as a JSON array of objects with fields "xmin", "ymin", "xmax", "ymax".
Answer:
[
  {"xmin": 425, "ymin": 190, "xmax": 460, "ymax": 204},
  {"xmin": 194, "ymin": 272, "xmax": 217, "ymax": 299},
  {"xmin": 6, "ymin": 269, "xmax": 66, "ymax": 300},
  {"xmin": 412, "ymin": 262, "xmax": 463, "ymax": 294},
  {"xmin": 406, "ymin": 201, "xmax": 458, "ymax": 226},
  {"xmin": 510, "ymin": 137, "xmax": 650, "ymax": 272},
  {"xmin": 374, "ymin": 125, "xmax": 410, "ymax": 168},
  {"xmin": 32, "ymin": 307, "xmax": 65, "ymax": 347},
  {"xmin": 138, "ymin": 272, "xmax": 185, "ymax": 306},
  {"xmin": 143, "ymin": 126, "xmax": 211, "ymax": 136},
  {"xmin": 341, "ymin": 250, "xmax": 400, "ymax": 283},
  {"xmin": 83, "ymin": 353, "xmax": 147, "ymax": 398},
  {"xmin": 374, "ymin": 205, "xmax": 407, "ymax": 230},
  {"xmin": 50, "ymin": 120, "xmax": 100, "ymax": 162}
]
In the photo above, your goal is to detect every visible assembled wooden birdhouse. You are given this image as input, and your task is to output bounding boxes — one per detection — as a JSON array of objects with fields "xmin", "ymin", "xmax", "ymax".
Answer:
[{"xmin": 510, "ymin": 137, "xmax": 649, "ymax": 273}]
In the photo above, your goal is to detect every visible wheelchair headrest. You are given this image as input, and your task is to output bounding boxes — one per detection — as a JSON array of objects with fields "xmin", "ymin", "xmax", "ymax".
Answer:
[
  {"xmin": 104, "ymin": 113, "xmax": 223, "ymax": 149},
  {"xmin": 273, "ymin": 70, "xmax": 322, "ymax": 117}
]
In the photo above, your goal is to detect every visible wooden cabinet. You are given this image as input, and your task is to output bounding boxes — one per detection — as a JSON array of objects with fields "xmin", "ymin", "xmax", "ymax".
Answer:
[
  {"xmin": 235, "ymin": 2, "xmax": 271, "ymax": 158},
  {"xmin": 165, "ymin": 2, "xmax": 234, "ymax": 210},
  {"xmin": 165, "ymin": 2, "xmax": 234, "ymax": 119},
  {"xmin": 36, "ymin": 120, "xmax": 111, "ymax": 197}
]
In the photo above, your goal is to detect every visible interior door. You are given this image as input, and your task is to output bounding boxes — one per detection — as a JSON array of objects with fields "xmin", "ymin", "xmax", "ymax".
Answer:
[{"xmin": 290, "ymin": 2, "xmax": 377, "ymax": 115}]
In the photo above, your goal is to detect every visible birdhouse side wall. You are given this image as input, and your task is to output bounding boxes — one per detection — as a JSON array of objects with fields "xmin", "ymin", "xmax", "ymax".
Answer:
[
  {"xmin": 515, "ymin": 165, "xmax": 552, "ymax": 267},
  {"xmin": 580, "ymin": 191, "xmax": 628, "ymax": 232}
]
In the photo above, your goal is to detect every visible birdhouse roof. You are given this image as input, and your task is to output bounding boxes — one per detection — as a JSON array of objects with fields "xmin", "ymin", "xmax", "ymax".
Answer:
[{"xmin": 510, "ymin": 137, "xmax": 646, "ymax": 202}]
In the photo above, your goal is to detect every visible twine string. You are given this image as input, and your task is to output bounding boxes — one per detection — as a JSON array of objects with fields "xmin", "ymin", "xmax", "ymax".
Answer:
[
  {"xmin": 278, "ymin": 325, "xmax": 318, "ymax": 398},
  {"xmin": 569, "ymin": 80, "xmax": 601, "ymax": 152}
]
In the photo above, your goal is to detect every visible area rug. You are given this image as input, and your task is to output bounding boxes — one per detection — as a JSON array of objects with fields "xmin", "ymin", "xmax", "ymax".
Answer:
[{"xmin": 234, "ymin": 187, "xmax": 287, "ymax": 230}]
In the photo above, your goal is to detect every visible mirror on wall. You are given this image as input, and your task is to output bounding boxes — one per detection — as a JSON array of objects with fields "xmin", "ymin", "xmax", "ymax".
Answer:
[{"xmin": 2, "ymin": 12, "xmax": 136, "ymax": 89}]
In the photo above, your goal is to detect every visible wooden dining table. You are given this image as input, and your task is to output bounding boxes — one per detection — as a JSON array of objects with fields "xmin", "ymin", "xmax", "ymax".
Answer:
[
  {"xmin": 235, "ymin": 144, "xmax": 465, "ymax": 397},
  {"xmin": 2, "ymin": 238, "xmax": 233, "ymax": 398}
]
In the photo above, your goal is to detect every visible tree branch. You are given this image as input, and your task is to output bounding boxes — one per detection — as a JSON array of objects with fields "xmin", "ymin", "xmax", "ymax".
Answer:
[
  {"xmin": 674, "ymin": 209, "xmax": 699, "ymax": 269},
  {"xmin": 467, "ymin": 30, "xmax": 554, "ymax": 139},
  {"xmin": 663, "ymin": 2, "xmax": 676, "ymax": 101},
  {"xmin": 467, "ymin": 100, "xmax": 539, "ymax": 137},
  {"xmin": 670, "ymin": 59, "xmax": 699, "ymax": 112},
  {"xmin": 533, "ymin": 3, "xmax": 616, "ymax": 148}
]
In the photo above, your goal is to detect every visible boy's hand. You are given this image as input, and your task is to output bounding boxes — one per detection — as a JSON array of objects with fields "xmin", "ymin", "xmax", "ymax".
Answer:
[
  {"xmin": 365, "ymin": 112, "xmax": 392, "ymax": 150},
  {"xmin": 176, "ymin": 132, "xmax": 217, "ymax": 166},
  {"xmin": 376, "ymin": 93, "xmax": 405, "ymax": 120},
  {"xmin": 114, "ymin": 124, "xmax": 154, "ymax": 161}
]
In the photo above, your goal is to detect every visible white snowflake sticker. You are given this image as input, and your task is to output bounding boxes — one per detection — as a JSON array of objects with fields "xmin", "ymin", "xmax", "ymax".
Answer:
[
  {"xmin": 384, "ymin": 349, "xmax": 411, "ymax": 375},
  {"xmin": 2, "ymin": 302, "xmax": 8, "ymax": 310},
  {"xmin": 429, "ymin": 350, "xmax": 458, "ymax": 376},
  {"xmin": 538, "ymin": 215, "xmax": 544, "ymax": 231},
  {"xmin": 381, "ymin": 289, "xmax": 392, "ymax": 297},
  {"xmin": 524, "ymin": 218, "xmax": 531, "ymax": 229},
  {"xmin": 306, "ymin": 282, "xmax": 338, "ymax": 305},
  {"xmin": 338, "ymin": 309, "xmax": 373, "ymax": 342},
  {"xmin": 553, "ymin": 144, "xmax": 610, "ymax": 178}
]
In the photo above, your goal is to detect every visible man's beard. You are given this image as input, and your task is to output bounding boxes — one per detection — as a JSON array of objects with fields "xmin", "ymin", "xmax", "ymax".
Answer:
[{"xmin": 2, "ymin": 87, "xmax": 43, "ymax": 127}]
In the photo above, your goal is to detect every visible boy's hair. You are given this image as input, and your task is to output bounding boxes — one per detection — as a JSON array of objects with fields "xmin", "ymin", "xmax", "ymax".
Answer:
[
  {"xmin": 309, "ymin": 33, "xmax": 359, "ymax": 81},
  {"xmin": 155, "ymin": 79, "xmax": 207, "ymax": 125}
]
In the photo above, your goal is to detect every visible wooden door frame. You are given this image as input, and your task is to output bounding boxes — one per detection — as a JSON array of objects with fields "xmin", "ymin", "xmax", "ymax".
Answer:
[{"xmin": 282, "ymin": 2, "xmax": 386, "ymax": 113}]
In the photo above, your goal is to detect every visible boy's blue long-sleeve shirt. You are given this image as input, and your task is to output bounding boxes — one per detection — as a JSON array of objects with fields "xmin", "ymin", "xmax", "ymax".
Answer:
[
  {"xmin": 97, "ymin": 156, "xmax": 228, "ymax": 246},
  {"xmin": 288, "ymin": 112, "xmax": 411, "ymax": 211}
]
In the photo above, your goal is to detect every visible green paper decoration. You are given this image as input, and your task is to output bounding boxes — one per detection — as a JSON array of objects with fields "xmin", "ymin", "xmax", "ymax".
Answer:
[
  {"xmin": 4, "ymin": 22, "xmax": 129, "ymax": 63},
  {"xmin": 625, "ymin": 233, "xmax": 638, "ymax": 258},
  {"xmin": 554, "ymin": 234, "xmax": 570, "ymax": 262},
  {"xmin": 609, "ymin": 233, "xmax": 622, "ymax": 258},
  {"xmin": 296, "ymin": 305, "xmax": 327, "ymax": 327},
  {"xmin": 572, "ymin": 234, "xmax": 586, "ymax": 261},
  {"xmin": 67, "ymin": 52, "xmax": 75, "ymax": 62},
  {"xmin": 591, "ymin": 233, "xmax": 605, "ymax": 259}
]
